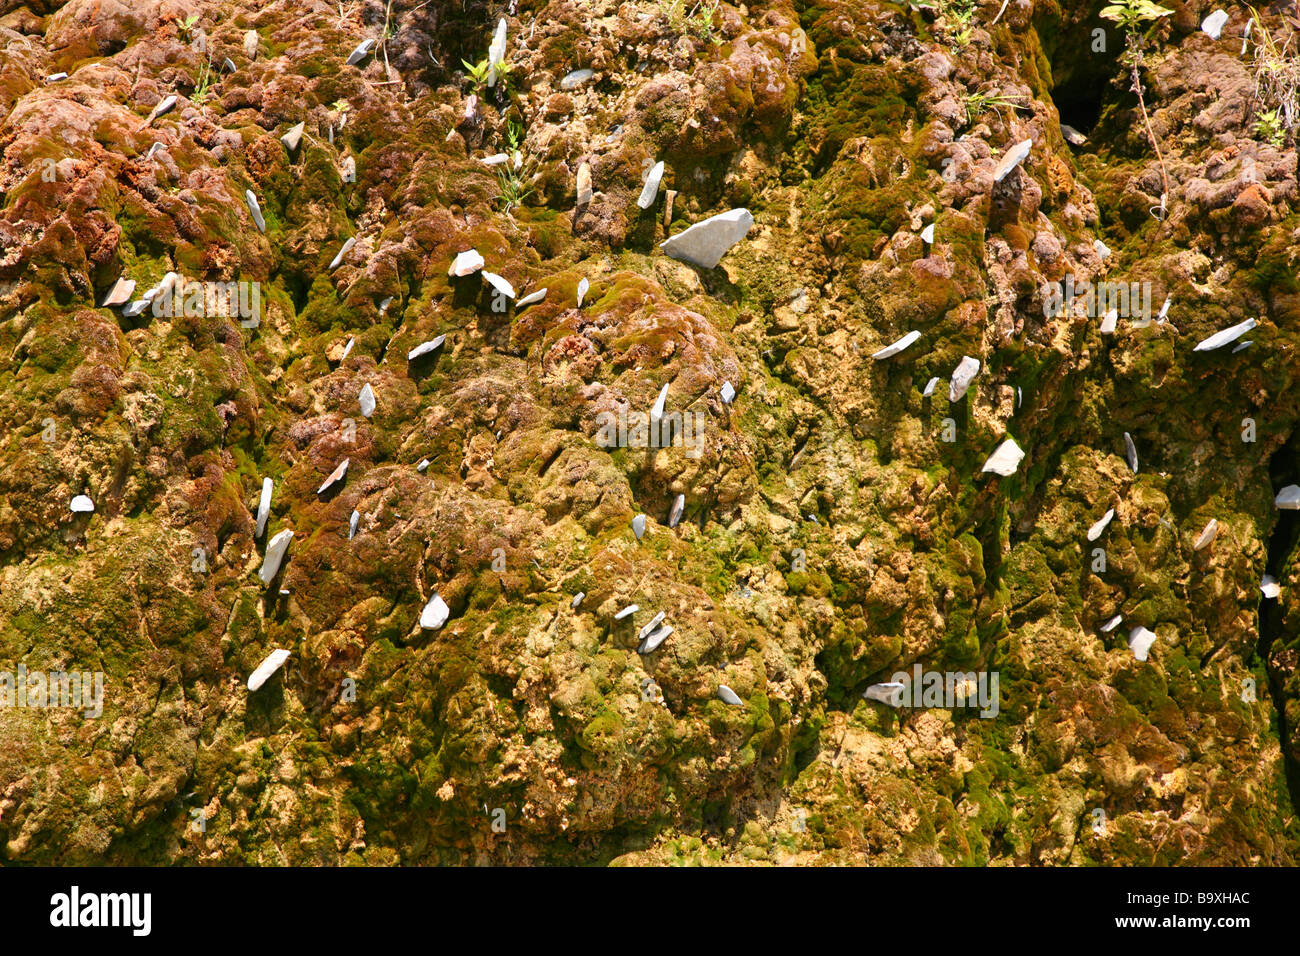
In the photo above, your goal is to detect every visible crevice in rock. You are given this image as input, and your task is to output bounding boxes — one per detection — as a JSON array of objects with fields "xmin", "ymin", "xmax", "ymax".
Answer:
[{"xmin": 1260, "ymin": 428, "xmax": 1300, "ymax": 813}]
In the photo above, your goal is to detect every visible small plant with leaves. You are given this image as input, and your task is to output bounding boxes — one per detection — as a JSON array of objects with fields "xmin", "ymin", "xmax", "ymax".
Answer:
[
  {"xmin": 1100, "ymin": 0, "xmax": 1174, "ymax": 219},
  {"xmin": 660, "ymin": 0, "xmax": 724, "ymax": 45},
  {"xmin": 177, "ymin": 13, "xmax": 200, "ymax": 43},
  {"xmin": 190, "ymin": 56, "xmax": 215, "ymax": 107},
  {"xmin": 963, "ymin": 87, "xmax": 1025, "ymax": 127},
  {"xmin": 1246, "ymin": 6, "xmax": 1300, "ymax": 140},
  {"xmin": 1254, "ymin": 107, "xmax": 1286, "ymax": 146}
]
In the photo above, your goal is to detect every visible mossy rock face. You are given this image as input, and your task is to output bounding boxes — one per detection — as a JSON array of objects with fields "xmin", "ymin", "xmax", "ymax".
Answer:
[{"xmin": 2, "ymin": 0, "xmax": 1300, "ymax": 866}]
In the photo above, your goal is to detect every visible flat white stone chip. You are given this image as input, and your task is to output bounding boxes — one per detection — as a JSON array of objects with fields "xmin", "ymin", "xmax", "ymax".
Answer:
[
  {"xmin": 1128, "ymin": 626, "xmax": 1157, "ymax": 662},
  {"xmin": 247, "ymin": 648, "xmax": 290, "ymax": 691},
  {"xmin": 981, "ymin": 438, "xmax": 1025, "ymax": 477},
  {"xmin": 872, "ymin": 330, "xmax": 920, "ymax": 361},
  {"xmin": 420, "ymin": 593, "xmax": 450, "ymax": 630},
  {"xmin": 659, "ymin": 208, "xmax": 754, "ymax": 269}
]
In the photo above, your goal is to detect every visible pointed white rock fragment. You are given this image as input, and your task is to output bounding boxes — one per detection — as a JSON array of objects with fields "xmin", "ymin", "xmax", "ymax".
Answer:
[
  {"xmin": 70, "ymin": 495, "xmax": 95, "ymax": 513},
  {"xmin": 1202, "ymin": 9, "xmax": 1228, "ymax": 39},
  {"xmin": 659, "ymin": 208, "xmax": 754, "ymax": 269},
  {"xmin": 638, "ymin": 161, "xmax": 665, "ymax": 209},
  {"xmin": 638, "ymin": 612, "xmax": 667, "ymax": 641},
  {"xmin": 245, "ymin": 190, "xmax": 266, "ymax": 233},
  {"xmin": 483, "ymin": 271, "xmax": 515, "ymax": 299},
  {"xmin": 408, "ymin": 335, "xmax": 446, "ymax": 360},
  {"xmin": 329, "ymin": 237, "xmax": 356, "ymax": 271},
  {"xmin": 1193, "ymin": 318, "xmax": 1256, "ymax": 352},
  {"xmin": 639, "ymin": 625, "xmax": 674, "ymax": 654},
  {"xmin": 247, "ymin": 649, "xmax": 290, "ymax": 691},
  {"xmin": 259, "ymin": 529, "xmax": 294, "ymax": 584},
  {"xmin": 872, "ymin": 330, "xmax": 920, "ymax": 360},
  {"xmin": 359, "ymin": 383, "xmax": 376, "ymax": 418},
  {"xmin": 1087, "ymin": 508, "xmax": 1115, "ymax": 542},
  {"xmin": 923, "ymin": 377, "xmax": 940, "ymax": 397},
  {"xmin": 281, "ymin": 121, "xmax": 305, "ymax": 152},
  {"xmin": 420, "ymin": 593, "xmax": 450, "ymax": 630},
  {"xmin": 576, "ymin": 277, "xmax": 589, "ymax": 308},
  {"xmin": 1100, "ymin": 309, "xmax": 1118, "ymax": 334},
  {"xmin": 1157, "ymin": 297, "xmax": 1171, "ymax": 323},
  {"xmin": 720, "ymin": 381, "xmax": 735, "ymax": 403},
  {"xmin": 244, "ymin": 29, "xmax": 259, "ymax": 59},
  {"xmin": 1261, "ymin": 575, "xmax": 1280, "ymax": 599},
  {"xmin": 560, "ymin": 68, "xmax": 593, "ymax": 90},
  {"xmin": 632, "ymin": 514, "xmax": 646, "ymax": 540},
  {"xmin": 1193, "ymin": 519, "xmax": 1218, "ymax": 550},
  {"xmin": 614, "ymin": 604, "xmax": 638, "ymax": 620},
  {"xmin": 346, "ymin": 37, "xmax": 375, "ymax": 65},
  {"xmin": 1275, "ymin": 485, "xmax": 1300, "ymax": 509},
  {"xmin": 145, "ymin": 142, "xmax": 165, "ymax": 160},
  {"xmin": 571, "ymin": 592, "xmax": 585, "ymax": 609},
  {"xmin": 340, "ymin": 155, "xmax": 356, "ymax": 183},
  {"xmin": 1231, "ymin": 340, "xmax": 1253, "ymax": 354},
  {"xmin": 480, "ymin": 153, "xmax": 509, "ymax": 166},
  {"xmin": 981, "ymin": 438, "xmax": 1025, "ymax": 477},
  {"xmin": 993, "ymin": 139, "xmax": 1032, "ymax": 183},
  {"xmin": 576, "ymin": 162, "xmax": 593, "ymax": 205},
  {"xmin": 147, "ymin": 95, "xmax": 177, "ymax": 124},
  {"xmin": 317, "ymin": 459, "xmax": 349, "ymax": 495},
  {"xmin": 1124, "ymin": 432, "xmax": 1138, "ymax": 474},
  {"xmin": 46, "ymin": 72, "xmax": 68, "ymax": 83},
  {"xmin": 516, "ymin": 287, "xmax": 547, "ymax": 308},
  {"xmin": 1094, "ymin": 238, "xmax": 1111, "ymax": 260},
  {"xmin": 1061, "ymin": 124, "xmax": 1087, "ymax": 146},
  {"xmin": 718, "ymin": 685, "xmax": 744, "ymax": 706},
  {"xmin": 1128, "ymin": 626, "xmax": 1157, "ymax": 662},
  {"xmin": 920, "ymin": 223, "xmax": 935, "ymax": 244},
  {"xmin": 101, "ymin": 278, "xmax": 136, "ymax": 308},
  {"xmin": 1101, "ymin": 615, "xmax": 1123, "ymax": 633},
  {"xmin": 949, "ymin": 355, "xmax": 980, "ymax": 401},
  {"xmin": 863, "ymin": 682, "xmax": 905, "ymax": 707},
  {"xmin": 668, "ymin": 493, "xmax": 685, "ymax": 528},
  {"xmin": 340, "ymin": 337, "xmax": 355, "ymax": 362},
  {"xmin": 650, "ymin": 382, "xmax": 669, "ymax": 426},
  {"xmin": 417, "ymin": 458, "xmax": 430, "ymax": 472},
  {"xmin": 448, "ymin": 249, "xmax": 484, "ymax": 277},
  {"xmin": 255, "ymin": 478, "xmax": 273, "ymax": 538}
]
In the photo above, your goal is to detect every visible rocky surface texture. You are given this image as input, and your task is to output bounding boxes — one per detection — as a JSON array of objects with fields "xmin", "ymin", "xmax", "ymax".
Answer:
[{"xmin": 1, "ymin": 0, "xmax": 1299, "ymax": 865}]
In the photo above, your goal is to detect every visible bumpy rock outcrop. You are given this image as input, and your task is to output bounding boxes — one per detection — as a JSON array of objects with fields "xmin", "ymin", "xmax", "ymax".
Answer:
[{"xmin": 0, "ymin": 0, "xmax": 1297, "ymax": 864}]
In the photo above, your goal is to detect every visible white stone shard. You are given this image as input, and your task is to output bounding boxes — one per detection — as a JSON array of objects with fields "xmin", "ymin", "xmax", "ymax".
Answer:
[
  {"xmin": 256, "ymin": 478, "xmax": 272, "ymax": 538},
  {"xmin": 571, "ymin": 592, "xmax": 585, "ymax": 609},
  {"xmin": 487, "ymin": 18, "xmax": 507, "ymax": 87},
  {"xmin": 1202, "ymin": 9, "xmax": 1228, "ymax": 39},
  {"xmin": 872, "ymin": 330, "xmax": 920, "ymax": 360},
  {"xmin": 101, "ymin": 278, "xmax": 136, "ymax": 308},
  {"xmin": 317, "ymin": 458, "xmax": 349, "ymax": 495},
  {"xmin": 923, "ymin": 377, "xmax": 940, "ymax": 397},
  {"xmin": 1124, "ymin": 432, "xmax": 1139, "ymax": 474},
  {"xmin": 863, "ymin": 682, "xmax": 905, "ymax": 707},
  {"xmin": 1157, "ymin": 297, "xmax": 1171, "ymax": 323},
  {"xmin": 417, "ymin": 458, "xmax": 430, "ymax": 472},
  {"xmin": 1101, "ymin": 614, "xmax": 1123, "ymax": 633},
  {"xmin": 481, "ymin": 153, "xmax": 509, "ymax": 166},
  {"xmin": 123, "ymin": 300, "xmax": 149, "ymax": 318},
  {"xmin": 1275, "ymin": 485, "xmax": 1300, "ymax": 509},
  {"xmin": 1241, "ymin": 18, "xmax": 1253, "ymax": 55},
  {"xmin": 340, "ymin": 337, "xmax": 355, "ymax": 362},
  {"xmin": 576, "ymin": 277, "xmax": 589, "ymax": 307},
  {"xmin": 420, "ymin": 593, "xmax": 450, "ymax": 630},
  {"xmin": 359, "ymin": 383, "xmax": 376, "ymax": 418},
  {"xmin": 560, "ymin": 68, "xmax": 594, "ymax": 90},
  {"xmin": 247, "ymin": 649, "xmax": 290, "ymax": 691},
  {"xmin": 448, "ymin": 249, "xmax": 484, "ymax": 277},
  {"xmin": 1193, "ymin": 318, "xmax": 1257, "ymax": 352},
  {"xmin": 223, "ymin": 57, "xmax": 237, "ymax": 73},
  {"xmin": 993, "ymin": 139, "xmax": 1032, "ymax": 183},
  {"xmin": 981, "ymin": 438, "xmax": 1025, "ymax": 476},
  {"xmin": 245, "ymin": 190, "xmax": 266, "ymax": 233},
  {"xmin": 659, "ymin": 208, "xmax": 754, "ymax": 269},
  {"xmin": 1094, "ymin": 238, "xmax": 1111, "ymax": 260},
  {"xmin": 650, "ymin": 382, "xmax": 669, "ymax": 425},
  {"xmin": 668, "ymin": 493, "xmax": 685, "ymax": 528},
  {"xmin": 639, "ymin": 625, "xmax": 673, "ymax": 654},
  {"xmin": 483, "ymin": 271, "xmax": 515, "ymax": 299},
  {"xmin": 346, "ymin": 37, "xmax": 375, "ymax": 65},
  {"xmin": 632, "ymin": 514, "xmax": 646, "ymax": 540},
  {"xmin": 1128, "ymin": 626, "xmax": 1157, "ymax": 662},
  {"xmin": 70, "ymin": 495, "xmax": 95, "ymax": 513},
  {"xmin": 920, "ymin": 223, "xmax": 935, "ymax": 244},
  {"xmin": 1231, "ymin": 340, "xmax": 1253, "ymax": 354},
  {"xmin": 718, "ymin": 685, "xmax": 744, "ymax": 706},
  {"xmin": 576, "ymin": 161, "xmax": 593, "ymax": 205},
  {"xmin": 949, "ymin": 355, "xmax": 980, "ymax": 401},
  {"xmin": 408, "ymin": 335, "xmax": 446, "ymax": 360},
  {"xmin": 638, "ymin": 612, "xmax": 667, "ymax": 640},
  {"xmin": 1193, "ymin": 519, "xmax": 1218, "ymax": 550},
  {"xmin": 516, "ymin": 287, "xmax": 547, "ymax": 307},
  {"xmin": 145, "ymin": 142, "xmax": 165, "ymax": 160},
  {"xmin": 259, "ymin": 529, "xmax": 294, "ymax": 584},
  {"xmin": 379, "ymin": 296, "xmax": 393, "ymax": 313},
  {"xmin": 614, "ymin": 604, "xmax": 638, "ymax": 620},
  {"xmin": 329, "ymin": 237, "xmax": 356, "ymax": 271},
  {"xmin": 281, "ymin": 121, "xmax": 305, "ymax": 152},
  {"xmin": 1061, "ymin": 124, "xmax": 1087, "ymax": 146},
  {"xmin": 340, "ymin": 155, "xmax": 356, "ymax": 183},
  {"xmin": 720, "ymin": 381, "xmax": 736, "ymax": 403},
  {"xmin": 1087, "ymin": 508, "xmax": 1115, "ymax": 542},
  {"xmin": 1100, "ymin": 309, "xmax": 1118, "ymax": 334},
  {"xmin": 148, "ymin": 95, "xmax": 177, "ymax": 124},
  {"xmin": 638, "ymin": 161, "xmax": 665, "ymax": 209},
  {"xmin": 46, "ymin": 72, "xmax": 68, "ymax": 83},
  {"xmin": 347, "ymin": 509, "xmax": 359, "ymax": 538},
  {"xmin": 1261, "ymin": 575, "xmax": 1280, "ymax": 599},
  {"xmin": 244, "ymin": 29, "xmax": 259, "ymax": 59}
]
